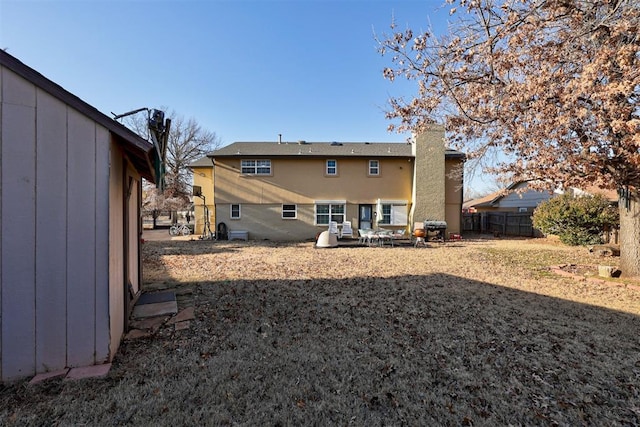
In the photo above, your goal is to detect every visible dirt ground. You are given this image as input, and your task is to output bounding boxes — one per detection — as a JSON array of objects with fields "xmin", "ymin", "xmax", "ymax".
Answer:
[{"xmin": 1, "ymin": 235, "xmax": 639, "ymax": 425}]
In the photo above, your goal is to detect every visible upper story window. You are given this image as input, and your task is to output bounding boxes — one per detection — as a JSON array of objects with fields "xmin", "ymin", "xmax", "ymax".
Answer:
[
  {"xmin": 368, "ymin": 160, "xmax": 380, "ymax": 176},
  {"xmin": 326, "ymin": 159, "xmax": 337, "ymax": 176},
  {"xmin": 241, "ymin": 159, "xmax": 271, "ymax": 175}
]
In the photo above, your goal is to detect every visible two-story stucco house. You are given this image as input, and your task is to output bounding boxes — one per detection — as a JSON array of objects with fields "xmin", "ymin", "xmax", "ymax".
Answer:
[{"xmin": 191, "ymin": 127, "xmax": 465, "ymax": 241}]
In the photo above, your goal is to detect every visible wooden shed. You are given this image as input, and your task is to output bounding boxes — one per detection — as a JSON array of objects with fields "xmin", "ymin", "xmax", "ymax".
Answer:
[{"xmin": 0, "ymin": 50, "xmax": 156, "ymax": 381}]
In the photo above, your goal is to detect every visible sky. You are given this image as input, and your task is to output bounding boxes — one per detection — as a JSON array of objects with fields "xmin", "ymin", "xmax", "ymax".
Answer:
[{"xmin": 0, "ymin": 0, "xmax": 496, "ymax": 194}]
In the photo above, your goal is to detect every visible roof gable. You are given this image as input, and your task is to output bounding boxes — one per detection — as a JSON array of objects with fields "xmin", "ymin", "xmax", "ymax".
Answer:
[{"xmin": 465, "ymin": 181, "xmax": 559, "ymax": 209}]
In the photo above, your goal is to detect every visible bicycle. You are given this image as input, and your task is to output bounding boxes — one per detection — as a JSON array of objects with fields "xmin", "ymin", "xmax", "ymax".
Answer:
[{"xmin": 169, "ymin": 223, "xmax": 191, "ymax": 236}]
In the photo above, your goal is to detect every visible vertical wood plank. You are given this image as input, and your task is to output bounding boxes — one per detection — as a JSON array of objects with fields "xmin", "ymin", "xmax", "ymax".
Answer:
[
  {"xmin": 0, "ymin": 62, "xmax": 3, "ymax": 381},
  {"xmin": 1, "ymin": 71, "xmax": 37, "ymax": 380},
  {"xmin": 35, "ymin": 90, "xmax": 68, "ymax": 372},
  {"xmin": 66, "ymin": 109, "xmax": 96, "ymax": 367},
  {"xmin": 108, "ymin": 147, "xmax": 125, "ymax": 360},
  {"xmin": 94, "ymin": 127, "xmax": 110, "ymax": 362},
  {"xmin": 128, "ymin": 173, "xmax": 140, "ymax": 295}
]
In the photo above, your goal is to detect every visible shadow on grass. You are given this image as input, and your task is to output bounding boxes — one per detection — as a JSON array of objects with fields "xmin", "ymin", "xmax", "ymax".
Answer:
[{"xmin": 2, "ymin": 270, "xmax": 639, "ymax": 426}]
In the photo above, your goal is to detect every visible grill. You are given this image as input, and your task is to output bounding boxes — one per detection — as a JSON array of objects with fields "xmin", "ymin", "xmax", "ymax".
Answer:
[{"xmin": 424, "ymin": 220, "xmax": 447, "ymax": 242}]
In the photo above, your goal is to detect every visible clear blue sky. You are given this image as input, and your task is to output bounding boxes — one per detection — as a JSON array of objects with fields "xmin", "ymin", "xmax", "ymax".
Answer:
[{"xmin": 0, "ymin": 0, "xmax": 494, "ymax": 194}]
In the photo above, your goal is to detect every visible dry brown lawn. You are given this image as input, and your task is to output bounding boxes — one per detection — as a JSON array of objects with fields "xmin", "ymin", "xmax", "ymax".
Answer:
[{"xmin": 2, "ymin": 235, "xmax": 639, "ymax": 426}]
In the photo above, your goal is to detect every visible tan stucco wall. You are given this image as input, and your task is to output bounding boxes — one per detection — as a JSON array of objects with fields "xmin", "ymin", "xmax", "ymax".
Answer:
[
  {"xmin": 215, "ymin": 202, "xmax": 374, "ymax": 241},
  {"xmin": 191, "ymin": 165, "xmax": 215, "ymax": 235},
  {"xmin": 210, "ymin": 156, "xmax": 412, "ymax": 240},
  {"xmin": 444, "ymin": 158, "xmax": 464, "ymax": 234},
  {"xmin": 216, "ymin": 203, "xmax": 316, "ymax": 241},
  {"xmin": 213, "ymin": 157, "xmax": 413, "ymax": 204}
]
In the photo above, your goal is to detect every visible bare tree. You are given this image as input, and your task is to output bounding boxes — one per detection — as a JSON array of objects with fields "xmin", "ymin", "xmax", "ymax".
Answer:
[
  {"xmin": 121, "ymin": 109, "xmax": 222, "ymax": 216},
  {"xmin": 378, "ymin": 0, "xmax": 640, "ymax": 275},
  {"xmin": 162, "ymin": 113, "xmax": 221, "ymax": 199}
]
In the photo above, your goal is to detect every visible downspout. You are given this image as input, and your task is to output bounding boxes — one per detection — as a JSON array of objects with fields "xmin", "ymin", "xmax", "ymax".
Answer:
[
  {"xmin": 409, "ymin": 136, "xmax": 417, "ymax": 227},
  {"xmin": 210, "ymin": 156, "xmax": 216, "ymax": 234}
]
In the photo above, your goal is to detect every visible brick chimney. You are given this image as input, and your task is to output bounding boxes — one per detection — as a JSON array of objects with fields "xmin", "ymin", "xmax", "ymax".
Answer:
[{"xmin": 411, "ymin": 125, "xmax": 446, "ymax": 224}]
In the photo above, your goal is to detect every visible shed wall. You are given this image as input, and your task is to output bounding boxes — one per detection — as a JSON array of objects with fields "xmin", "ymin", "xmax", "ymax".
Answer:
[
  {"xmin": 35, "ymin": 89, "xmax": 68, "ymax": 372},
  {"xmin": 0, "ymin": 66, "xmax": 112, "ymax": 380}
]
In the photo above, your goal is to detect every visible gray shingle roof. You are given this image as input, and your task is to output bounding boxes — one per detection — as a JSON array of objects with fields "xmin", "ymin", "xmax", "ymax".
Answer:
[
  {"xmin": 189, "ymin": 156, "xmax": 215, "ymax": 167},
  {"xmin": 208, "ymin": 141, "xmax": 464, "ymax": 159}
]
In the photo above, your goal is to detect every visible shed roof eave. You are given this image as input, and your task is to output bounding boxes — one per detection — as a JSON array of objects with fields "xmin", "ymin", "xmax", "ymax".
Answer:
[{"xmin": 0, "ymin": 50, "xmax": 156, "ymax": 180}]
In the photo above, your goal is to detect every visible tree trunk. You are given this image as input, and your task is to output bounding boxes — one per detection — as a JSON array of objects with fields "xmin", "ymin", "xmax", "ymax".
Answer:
[{"xmin": 618, "ymin": 189, "xmax": 640, "ymax": 278}]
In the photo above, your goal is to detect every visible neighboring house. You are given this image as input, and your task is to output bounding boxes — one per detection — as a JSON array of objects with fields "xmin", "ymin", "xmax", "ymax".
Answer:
[
  {"xmin": 0, "ymin": 51, "xmax": 156, "ymax": 381},
  {"xmin": 568, "ymin": 186, "xmax": 618, "ymax": 204},
  {"xmin": 191, "ymin": 127, "xmax": 465, "ymax": 241},
  {"xmin": 462, "ymin": 181, "xmax": 619, "ymax": 238},
  {"xmin": 463, "ymin": 181, "xmax": 618, "ymax": 213},
  {"xmin": 463, "ymin": 181, "xmax": 557, "ymax": 213}
]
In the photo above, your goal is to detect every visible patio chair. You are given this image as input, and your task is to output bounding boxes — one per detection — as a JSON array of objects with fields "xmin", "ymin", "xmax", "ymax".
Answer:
[
  {"xmin": 389, "ymin": 229, "xmax": 407, "ymax": 246},
  {"xmin": 328, "ymin": 221, "xmax": 339, "ymax": 235},
  {"xmin": 358, "ymin": 229, "xmax": 369, "ymax": 245},
  {"xmin": 358, "ymin": 229, "xmax": 376, "ymax": 246},
  {"xmin": 340, "ymin": 221, "xmax": 354, "ymax": 238}
]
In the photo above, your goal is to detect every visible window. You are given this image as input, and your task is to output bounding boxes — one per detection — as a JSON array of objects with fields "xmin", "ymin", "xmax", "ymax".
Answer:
[
  {"xmin": 518, "ymin": 207, "xmax": 528, "ymax": 213},
  {"xmin": 326, "ymin": 159, "xmax": 337, "ymax": 176},
  {"xmin": 369, "ymin": 160, "xmax": 380, "ymax": 176},
  {"xmin": 380, "ymin": 204, "xmax": 392, "ymax": 224},
  {"xmin": 377, "ymin": 200, "xmax": 408, "ymax": 225},
  {"xmin": 315, "ymin": 201, "xmax": 345, "ymax": 225},
  {"xmin": 241, "ymin": 159, "xmax": 271, "ymax": 175},
  {"xmin": 230, "ymin": 204, "xmax": 241, "ymax": 219},
  {"xmin": 282, "ymin": 204, "xmax": 297, "ymax": 219}
]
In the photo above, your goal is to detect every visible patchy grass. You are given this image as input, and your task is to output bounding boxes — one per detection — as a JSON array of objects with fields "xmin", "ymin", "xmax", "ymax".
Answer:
[
  {"xmin": 479, "ymin": 245, "xmax": 595, "ymax": 279},
  {"xmin": 1, "ymin": 237, "xmax": 639, "ymax": 425}
]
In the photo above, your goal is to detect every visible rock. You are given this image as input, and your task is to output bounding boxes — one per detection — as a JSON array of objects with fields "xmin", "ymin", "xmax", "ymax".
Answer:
[
  {"xmin": 168, "ymin": 307, "xmax": 195, "ymax": 324},
  {"xmin": 588, "ymin": 244, "xmax": 620, "ymax": 257},
  {"xmin": 598, "ymin": 265, "xmax": 616, "ymax": 278}
]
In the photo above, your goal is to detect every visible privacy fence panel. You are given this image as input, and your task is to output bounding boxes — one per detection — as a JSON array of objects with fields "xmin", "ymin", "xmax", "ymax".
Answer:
[{"xmin": 463, "ymin": 212, "xmax": 536, "ymax": 237}]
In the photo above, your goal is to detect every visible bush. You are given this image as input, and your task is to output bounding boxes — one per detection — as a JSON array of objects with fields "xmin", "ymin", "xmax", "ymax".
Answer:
[{"xmin": 533, "ymin": 193, "xmax": 619, "ymax": 246}]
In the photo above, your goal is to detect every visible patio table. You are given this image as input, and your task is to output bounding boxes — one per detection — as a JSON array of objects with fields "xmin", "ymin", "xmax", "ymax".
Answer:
[{"xmin": 376, "ymin": 229, "xmax": 394, "ymax": 247}]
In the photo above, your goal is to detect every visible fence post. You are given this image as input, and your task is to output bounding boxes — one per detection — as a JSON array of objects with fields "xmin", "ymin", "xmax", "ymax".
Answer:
[{"xmin": 502, "ymin": 212, "xmax": 507, "ymax": 235}]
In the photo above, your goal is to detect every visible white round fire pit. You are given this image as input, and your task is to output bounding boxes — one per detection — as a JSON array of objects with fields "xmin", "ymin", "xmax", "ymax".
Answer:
[{"xmin": 315, "ymin": 230, "xmax": 338, "ymax": 248}]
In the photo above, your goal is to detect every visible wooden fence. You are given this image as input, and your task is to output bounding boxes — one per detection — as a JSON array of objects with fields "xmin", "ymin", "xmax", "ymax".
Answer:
[
  {"xmin": 462, "ymin": 212, "xmax": 537, "ymax": 237},
  {"xmin": 463, "ymin": 211, "xmax": 619, "ymax": 243}
]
